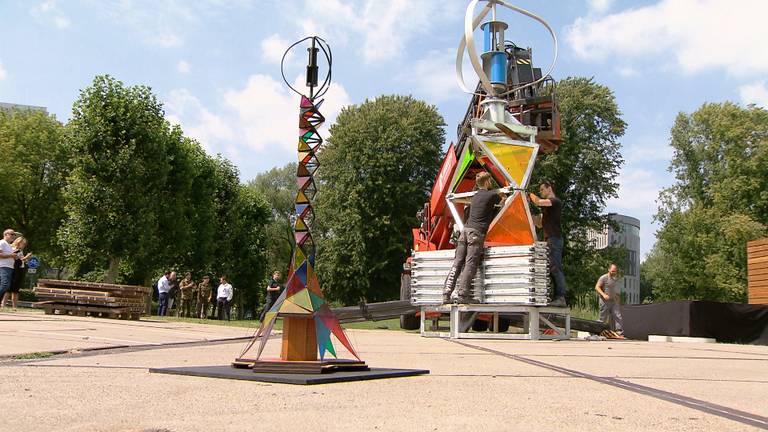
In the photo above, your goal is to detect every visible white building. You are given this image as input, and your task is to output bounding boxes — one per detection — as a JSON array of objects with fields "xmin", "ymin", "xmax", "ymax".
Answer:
[{"xmin": 587, "ymin": 213, "xmax": 641, "ymax": 304}]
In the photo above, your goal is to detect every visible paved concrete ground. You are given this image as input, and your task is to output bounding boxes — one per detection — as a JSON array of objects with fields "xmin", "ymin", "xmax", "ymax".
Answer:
[{"xmin": 1, "ymin": 309, "xmax": 767, "ymax": 431}]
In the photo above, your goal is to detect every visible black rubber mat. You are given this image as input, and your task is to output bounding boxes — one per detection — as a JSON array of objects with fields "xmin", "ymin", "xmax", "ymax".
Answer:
[{"xmin": 149, "ymin": 365, "xmax": 429, "ymax": 385}]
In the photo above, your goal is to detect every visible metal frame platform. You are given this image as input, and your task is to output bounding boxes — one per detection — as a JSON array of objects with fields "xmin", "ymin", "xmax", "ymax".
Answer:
[{"xmin": 420, "ymin": 304, "xmax": 570, "ymax": 340}]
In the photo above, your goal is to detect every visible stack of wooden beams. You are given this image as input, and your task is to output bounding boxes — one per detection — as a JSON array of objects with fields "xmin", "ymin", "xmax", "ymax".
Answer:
[
  {"xmin": 33, "ymin": 279, "xmax": 150, "ymax": 320},
  {"xmin": 748, "ymin": 238, "xmax": 768, "ymax": 305}
]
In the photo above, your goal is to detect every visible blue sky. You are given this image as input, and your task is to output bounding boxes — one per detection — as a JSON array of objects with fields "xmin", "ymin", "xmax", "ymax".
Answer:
[{"xmin": 2, "ymin": 0, "xmax": 767, "ymax": 258}]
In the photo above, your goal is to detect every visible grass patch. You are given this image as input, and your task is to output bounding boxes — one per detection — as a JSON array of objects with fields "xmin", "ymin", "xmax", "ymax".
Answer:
[
  {"xmin": 12, "ymin": 351, "xmax": 55, "ymax": 360},
  {"xmin": 569, "ymin": 305, "xmax": 599, "ymax": 321}
]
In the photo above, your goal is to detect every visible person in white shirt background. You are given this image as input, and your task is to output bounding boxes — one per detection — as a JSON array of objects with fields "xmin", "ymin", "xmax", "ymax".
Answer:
[
  {"xmin": 0, "ymin": 229, "xmax": 18, "ymax": 310},
  {"xmin": 156, "ymin": 271, "xmax": 171, "ymax": 316},
  {"xmin": 216, "ymin": 276, "xmax": 234, "ymax": 321}
]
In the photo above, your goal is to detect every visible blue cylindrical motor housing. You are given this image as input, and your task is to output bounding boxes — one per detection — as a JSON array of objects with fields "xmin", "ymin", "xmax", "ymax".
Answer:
[{"xmin": 487, "ymin": 51, "xmax": 507, "ymax": 85}]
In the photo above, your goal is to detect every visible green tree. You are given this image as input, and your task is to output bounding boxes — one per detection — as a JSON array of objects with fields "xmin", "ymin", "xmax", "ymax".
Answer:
[
  {"xmin": 248, "ymin": 162, "xmax": 297, "ymax": 277},
  {"xmin": 315, "ymin": 95, "xmax": 445, "ymax": 304},
  {"xmin": 646, "ymin": 103, "xmax": 767, "ymax": 302},
  {"xmin": 59, "ymin": 75, "xmax": 173, "ymax": 282},
  {"xmin": 531, "ymin": 77, "xmax": 627, "ymax": 307},
  {"xmin": 0, "ymin": 109, "xmax": 69, "ymax": 262}
]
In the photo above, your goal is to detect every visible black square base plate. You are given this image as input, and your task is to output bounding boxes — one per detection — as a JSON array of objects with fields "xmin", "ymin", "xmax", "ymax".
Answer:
[{"xmin": 149, "ymin": 365, "xmax": 429, "ymax": 385}]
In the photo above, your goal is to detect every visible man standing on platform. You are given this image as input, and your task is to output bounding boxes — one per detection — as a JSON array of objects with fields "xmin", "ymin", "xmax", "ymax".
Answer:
[
  {"xmin": 595, "ymin": 263, "xmax": 624, "ymax": 336},
  {"xmin": 443, "ymin": 172, "xmax": 507, "ymax": 304},
  {"xmin": 529, "ymin": 180, "xmax": 567, "ymax": 307}
]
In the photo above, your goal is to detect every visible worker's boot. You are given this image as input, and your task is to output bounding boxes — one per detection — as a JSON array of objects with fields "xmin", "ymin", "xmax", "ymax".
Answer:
[
  {"xmin": 442, "ymin": 290, "xmax": 453, "ymax": 304},
  {"xmin": 549, "ymin": 296, "xmax": 566, "ymax": 307}
]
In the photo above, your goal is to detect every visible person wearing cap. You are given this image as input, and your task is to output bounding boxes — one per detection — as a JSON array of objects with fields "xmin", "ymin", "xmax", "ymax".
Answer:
[{"xmin": 0, "ymin": 229, "xmax": 18, "ymax": 309}]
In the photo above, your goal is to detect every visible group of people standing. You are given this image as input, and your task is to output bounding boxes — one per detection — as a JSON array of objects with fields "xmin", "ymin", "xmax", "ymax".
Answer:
[
  {"xmin": 0, "ymin": 228, "xmax": 31, "ymax": 311},
  {"xmin": 155, "ymin": 272, "xmax": 233, "ymax": 320}
]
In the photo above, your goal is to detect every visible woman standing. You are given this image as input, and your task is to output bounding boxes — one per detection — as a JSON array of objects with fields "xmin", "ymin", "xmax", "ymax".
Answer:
[{"xmin": 4, "ymin": 236, "xmax": 31, "ymax": 311}]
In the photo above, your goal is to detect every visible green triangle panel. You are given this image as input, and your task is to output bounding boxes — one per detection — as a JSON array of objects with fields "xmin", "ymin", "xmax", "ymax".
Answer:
[
  {"xmin": 286, "ymin": 288, "xmax": 313, "ymax": 311},
  {"xmin": 309, "ymin": 291, "xmax": 326, "ymax": 310},
  {"xmin": 451, "ymin": 143, "xmax": 475, "ymax": 191}
]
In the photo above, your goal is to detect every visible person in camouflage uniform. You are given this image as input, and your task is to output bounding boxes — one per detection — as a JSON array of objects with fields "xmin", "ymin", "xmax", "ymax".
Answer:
[
  {"xmin": 196, "ymin": 275, "xmax": 212, "ymax": 319},
  {"xmin": 177, "ymin": 272, "xmax": 196, "ymax": 317}
]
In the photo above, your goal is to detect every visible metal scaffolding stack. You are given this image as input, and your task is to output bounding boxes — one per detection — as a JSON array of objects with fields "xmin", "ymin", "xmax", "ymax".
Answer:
[{"xmin": 410, "ymin": 242, "xmax": 550, "ymax": 306}]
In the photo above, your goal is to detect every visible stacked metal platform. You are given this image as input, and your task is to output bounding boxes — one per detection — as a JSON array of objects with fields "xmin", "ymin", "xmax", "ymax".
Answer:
[{"xmin": 410, "ymin": 242, "xmax": 550, "ymax": 306}]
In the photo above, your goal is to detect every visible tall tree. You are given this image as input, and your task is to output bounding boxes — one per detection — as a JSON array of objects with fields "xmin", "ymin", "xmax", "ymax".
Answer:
[
  {"xmin": 315, "ymin": 95, "xmax": 445, "ymax": 304},
  {"xmin": 645, "ymin": 102, "xmax": 767, "ymax": 302},
  {"xmin": 0, "ymin": 109, "xmax": 69, "ymax": 262},
  {"xmin": 248, "ymin": 162, "xmax": 297, "ymax": 277},
  {"xmin": 59, "ymin": 75, "xmax": 173, "ymax": 282},
  {"xmin": 530, "ymin": 77, "xmax": 628, "ymax": 307}
]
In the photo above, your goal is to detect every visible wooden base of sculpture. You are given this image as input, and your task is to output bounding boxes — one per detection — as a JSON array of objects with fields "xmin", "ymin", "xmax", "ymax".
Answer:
[{"xmin": 281, "ymin": 316, "xmax": 318, "ymax": 361}]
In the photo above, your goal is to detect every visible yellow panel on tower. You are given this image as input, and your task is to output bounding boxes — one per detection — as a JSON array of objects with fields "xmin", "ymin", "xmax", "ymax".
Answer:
[{"xmin": 483, "ymin": 141, "xmax": 534, "ymax": 187}]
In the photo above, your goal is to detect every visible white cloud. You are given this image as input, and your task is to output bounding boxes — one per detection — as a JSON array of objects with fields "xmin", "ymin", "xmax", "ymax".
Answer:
[
  {"xmin": 608, "ymin": 168, "xmax": 663, "ymax": 213},
  {"xmin": 739, "ymin": 80, "xmax": 768, "ymax": 108},
  {"xmin": 165, "ymin": 75, "xmax": 351, "ymax": 167},
  {"xmin": 566, "ymin": 0, "xmax": 768, "ymax": 77},
  {"xmin": 31, "ymin": 0, "xmax": 71, "ymax": 29},
  {"xmin": 587, "ymin": 0, "xmax": 614, "ymax": 14},
  {"xmin": 176, "ymin": 60, "xmax": 191, "ymax": 74},
  {"xmin": 261, "ymin": 34, "xmax": 292, "ymax": 65},
  {"xmin": 0, "ymin": 60, "xmax": 6, "ymax": 81},
  {"xmin": 616, "ymin": 66, "xmax": 639, "ymax": 78},
  {"xmin": 294, "ymin": 0, "xmax": 461, "ymax": 64},
  {"xmin": 91, "ymin": 1, "xmax": 253, "ymax": 49},
  {"xmin": 398, "ymin": 49, "xmax": 477, "ymax": 103}
]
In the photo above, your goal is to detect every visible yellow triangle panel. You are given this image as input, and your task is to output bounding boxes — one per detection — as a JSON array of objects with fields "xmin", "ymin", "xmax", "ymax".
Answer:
[
  {"xmin": 294, "ymin": 217, "xmax": 308, "ymax": 232},
  {"xmin": 279, "ymin": 299, "xmax": 312, "ymax": 314},
  {"xmin": 298, "ymin": 139, "xmax": 311, "ymax": 152},
  {"xmin": 286, "ymin": 289, "xmax": 313, "ymax": 311},
  {"xmin": 484, "ymin": 141, "xmax": 533, "ymax": 186},
  {"xmin": 296, "ymin": 190, "xmax": 309, "ymax": 204}
]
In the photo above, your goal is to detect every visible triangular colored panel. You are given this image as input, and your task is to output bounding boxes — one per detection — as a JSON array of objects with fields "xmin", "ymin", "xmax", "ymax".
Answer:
[
  {"xmin": 294, "ymin": 217, "xmax": 308, "ymax": 232},
  {"xmin": 295, "ymin": 203, "xmax": 309, "ymax": 217},
  {"xmin": 485, "ymin": 193, "xmax": 535, "ymax": 246},
  {"xmin": 483, "ymin": 141, "xmax": 534, "ymax": 187},
  {"xmin": 285, "ymin": 273, "xmax": 305, "ymax": 296},
  {"xmin": 287, "ymin": 288, "xmax": 313, "ymax": 311},
  {"xmin": 309, "ymin": 291, "xmax": 326, "ymax": 310},
  {"xmin": 295, "ymin": 260, "xmax": 308, "ymax": 285},
  {"xmin": 315, "ymin": 318, "xmax": 331, "ymax": 360},
  {"xmin": 300, "ymin": 95, "xmax": 313, "ymax": 108},
  {"xmin": 325, "ymin": 338, "xmax": 337, "ymax": 358},
  {"xmin": 451, "ymin": 142, "xmax": 475, "ymax": 192},
  {"xmin": 298, "ymin": 139, "xmax": 311, "ymax": 152},
  {"xmin": 293, "ymin": 247, "xmax": 306, "ymax": 266},
  {"xmin": 307, "ymin": 273, "xmax": 321, "ymax": 295},
  {"xmin": 297, "ymin": 176, "xmax": 311, "ymax": 189},
  {"xmin": 279, "ymin": 299, "xmax": 312, "ymax": 314},
  {"xmin": 294, "ymin": 231, "xmax": 309, "ymax": 245},
  {"xmin": 296, "ymin": 190, "xmax": 309, "ymax": 204}
]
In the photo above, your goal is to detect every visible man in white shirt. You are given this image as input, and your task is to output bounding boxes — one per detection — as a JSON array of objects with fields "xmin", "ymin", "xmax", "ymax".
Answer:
[
  {"xmin": 216, "ymin": 276, "xmax": 233, "ymax": 321},
  {"xmin": 156, "ymin": 271, "xmax": 171, "ymax": 316},
  {"xmin": 0, "ymin": 229, "xmax": 18, "ymax": 308}
]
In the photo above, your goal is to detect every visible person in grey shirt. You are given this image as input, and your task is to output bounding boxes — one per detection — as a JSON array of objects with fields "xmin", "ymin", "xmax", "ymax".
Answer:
[{"xmin": 595, "ymin": 263, "xmax": 624, "ymax": 336}]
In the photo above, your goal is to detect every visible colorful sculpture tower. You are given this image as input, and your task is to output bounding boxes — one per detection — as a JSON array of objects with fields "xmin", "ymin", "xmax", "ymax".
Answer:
[{"xmin": 235, "ymin": 36, "xmax": 365, "ymax": 373}]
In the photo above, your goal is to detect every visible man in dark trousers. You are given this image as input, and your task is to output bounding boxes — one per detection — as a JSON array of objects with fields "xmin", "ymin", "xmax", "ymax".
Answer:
[
  {"xmin": 260, "ymin": 271, "xmax": 281, "ymax": 322},
  {"xmin": 443, "ymin": 172, "xmax": 506, "ymax": 304},
  {"xmin": 529, "ymin": 180, "xmax": 567, "ymax": 307}
]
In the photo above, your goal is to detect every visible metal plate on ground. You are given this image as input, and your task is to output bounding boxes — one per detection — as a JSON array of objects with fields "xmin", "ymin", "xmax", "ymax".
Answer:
[{"xmin": 149, "ymin": 365, "xmax": 429, "ymax": 385}]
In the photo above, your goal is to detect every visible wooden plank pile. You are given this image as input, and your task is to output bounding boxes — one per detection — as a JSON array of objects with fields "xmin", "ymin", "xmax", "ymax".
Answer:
[
  {"xmin": 748, "ymin": 238, "xmax": 768, "ymax": 305},
  {"xmin": 33, "ymin": 279, "xmax": 150, "ymax": 320}
]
